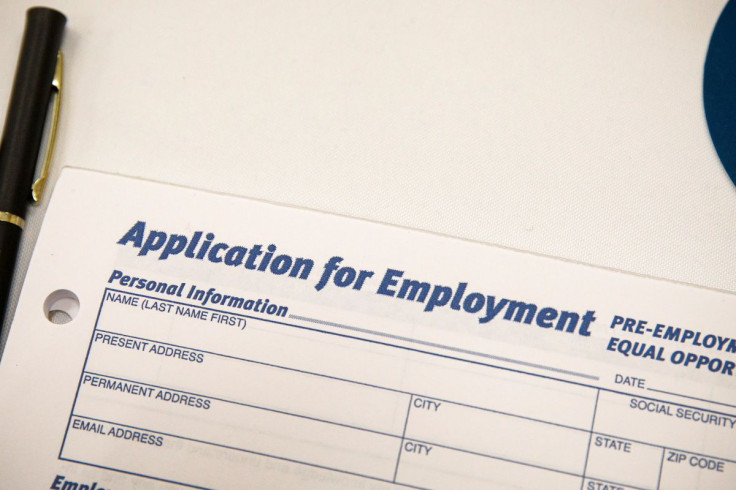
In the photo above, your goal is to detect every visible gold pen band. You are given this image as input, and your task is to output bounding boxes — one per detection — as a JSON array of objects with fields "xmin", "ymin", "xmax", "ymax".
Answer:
[{"xmin": 0, "ymin": 211, "xmax": 25, "ymax": 229}]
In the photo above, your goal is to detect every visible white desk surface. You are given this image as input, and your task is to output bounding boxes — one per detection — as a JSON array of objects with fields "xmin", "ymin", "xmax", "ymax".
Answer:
[{"xmin": 1, "ymin": 0, "xmax": 735, "ymax": 347}]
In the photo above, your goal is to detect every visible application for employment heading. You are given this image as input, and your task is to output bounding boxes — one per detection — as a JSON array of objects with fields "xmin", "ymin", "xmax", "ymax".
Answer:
[{"xmin": 0, "ymin": 168, "xmax": 734, "ymax": 489}]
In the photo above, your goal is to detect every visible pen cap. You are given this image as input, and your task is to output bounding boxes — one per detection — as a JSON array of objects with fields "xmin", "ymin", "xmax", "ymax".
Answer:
[{"xmin": 0, "ymin": 7, "xmax": 66, "ymax": 217}]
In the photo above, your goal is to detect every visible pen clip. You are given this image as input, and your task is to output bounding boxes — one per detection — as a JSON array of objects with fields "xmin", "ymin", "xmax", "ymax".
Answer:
[{"xmin": 31, "ymin": 50, "xmax": 63, "ymax": 203}]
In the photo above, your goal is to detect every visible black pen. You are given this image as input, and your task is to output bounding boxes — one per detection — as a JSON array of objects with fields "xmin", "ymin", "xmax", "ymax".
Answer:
[{"xmin": 0, "ymin": 8, "xmax": 66, "ymax": 329}]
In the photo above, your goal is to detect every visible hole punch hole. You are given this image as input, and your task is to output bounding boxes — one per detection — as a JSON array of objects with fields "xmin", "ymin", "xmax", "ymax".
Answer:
[{"xmin": 43, "ymin": 290, "xmax": 79, "ymax": 324}]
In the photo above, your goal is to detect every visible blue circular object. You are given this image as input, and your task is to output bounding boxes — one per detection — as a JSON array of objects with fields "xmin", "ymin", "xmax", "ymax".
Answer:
[{"xmin": 704, "ymin": 0, "xmax": 736, "ymax": 188}]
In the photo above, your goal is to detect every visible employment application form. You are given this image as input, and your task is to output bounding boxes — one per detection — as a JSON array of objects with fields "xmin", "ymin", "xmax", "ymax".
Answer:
[{"xmin": 0, "ymin": 169, "xmax": 734, "ymax": 489}]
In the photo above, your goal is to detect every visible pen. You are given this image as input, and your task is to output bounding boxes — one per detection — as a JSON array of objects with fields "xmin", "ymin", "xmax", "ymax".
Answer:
[{"xmin": 0, "ymin": 8, "xmax": 66, "ymax": 330}]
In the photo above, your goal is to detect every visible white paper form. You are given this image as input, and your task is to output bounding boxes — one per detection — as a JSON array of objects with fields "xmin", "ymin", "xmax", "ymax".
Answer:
[{"xmin": 0, "ymin": 168, "xmax": 734, "ymax": 490}]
